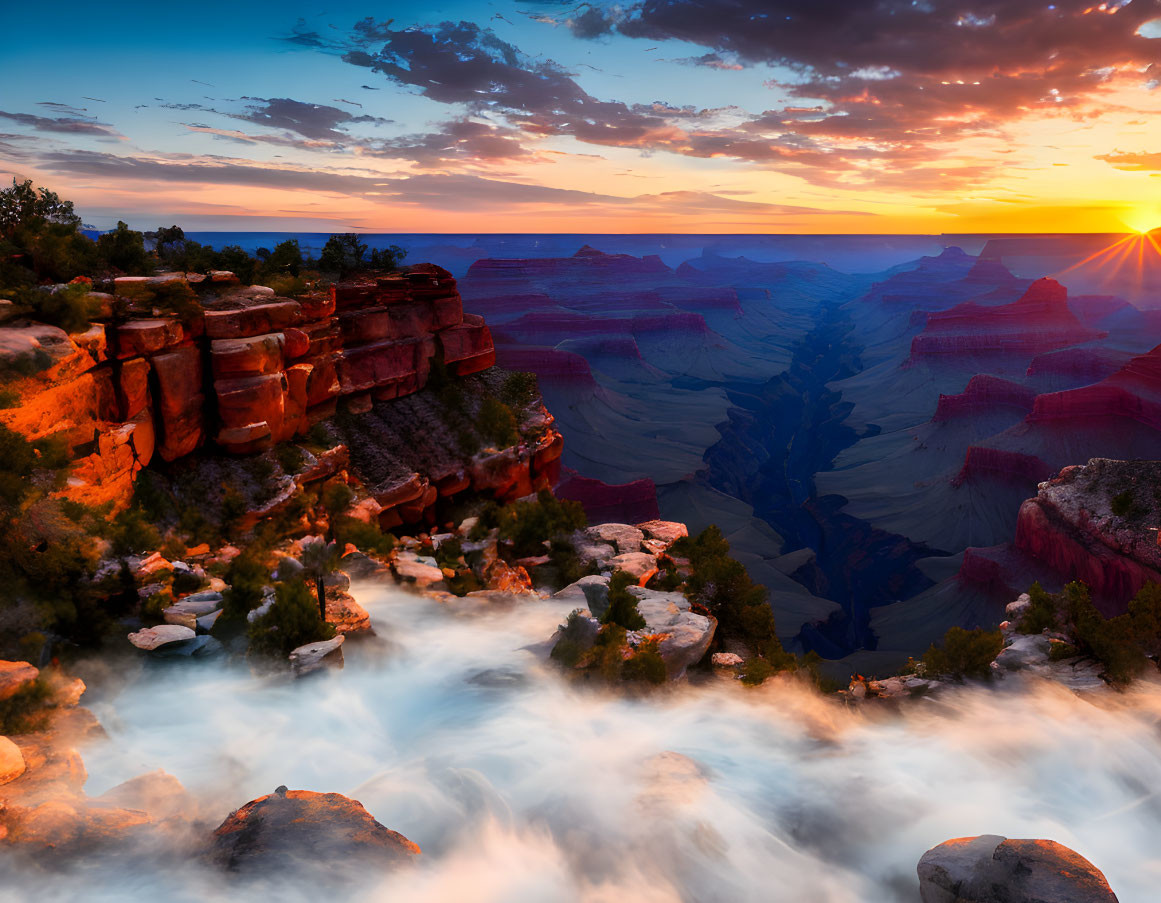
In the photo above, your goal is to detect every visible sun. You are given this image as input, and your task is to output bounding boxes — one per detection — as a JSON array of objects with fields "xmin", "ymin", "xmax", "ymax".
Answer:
[{"xmin": 1121, "ymin": 206, "xmax": 1161, "ymax": 234}]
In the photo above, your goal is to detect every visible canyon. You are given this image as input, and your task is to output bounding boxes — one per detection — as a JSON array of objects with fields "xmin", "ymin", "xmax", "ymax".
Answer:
[{"xmin": 3, "ymin": 232, "xmax": 1160, "ymax": 901}]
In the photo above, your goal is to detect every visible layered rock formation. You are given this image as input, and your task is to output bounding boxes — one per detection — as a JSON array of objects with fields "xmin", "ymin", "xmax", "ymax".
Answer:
[
  {"xmin": 908, "ymin": 277, "xmax": 1104, "ymax": 361},
  {"xmin": 1011, "ymin": 458, "xmax": 1161, "ymax": 613},
  {"xmin": 0, "ymin": 266, "xmax": 496, "ymax": 511}
]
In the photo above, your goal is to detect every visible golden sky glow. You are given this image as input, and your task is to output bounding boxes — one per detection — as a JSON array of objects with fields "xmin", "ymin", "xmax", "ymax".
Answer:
[{"xmin": 2, "ymin": 0, "xmax": 1161, "ymax": 233}]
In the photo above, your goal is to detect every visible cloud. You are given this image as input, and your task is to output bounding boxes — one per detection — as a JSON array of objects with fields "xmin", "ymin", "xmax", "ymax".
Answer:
[
  {"xmin": 0, "ymin": 110, "xmax": 123, "ymax": 138},
  {"xmin": 234, "ymin": 97, "xmax": 391, "ymax": 140},
  {"xmin": 1097, "ymin": 149, "xmax": 1161, "ymax": 171},
  {"xmin": 330, "ymin": 17, "xmax": 1029, "ymax": 190},
  {"xmin": 361, "ymin": 118, "xmax": 533, "ymax": 165},
  {"xmin": 28, "ymin": 146, "xmax": 870, "ymax": 220}
]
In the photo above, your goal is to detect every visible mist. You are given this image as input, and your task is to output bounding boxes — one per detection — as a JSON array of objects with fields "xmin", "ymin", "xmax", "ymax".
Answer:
[{"xmin": 6, "ymin": 584, "xmax": 1161, "ymax": 902}]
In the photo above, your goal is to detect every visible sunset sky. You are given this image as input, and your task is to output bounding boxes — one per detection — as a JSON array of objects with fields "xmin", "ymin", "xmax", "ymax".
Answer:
[{"xmin": 3, "ymin": 0, "xmax": 1161, "ymax": 233}]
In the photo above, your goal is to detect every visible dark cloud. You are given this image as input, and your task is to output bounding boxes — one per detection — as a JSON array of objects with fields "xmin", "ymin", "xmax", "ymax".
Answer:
[
  {"xmin": 332, "ymin": 17, "xmax": 1018, "ymax": 189},
  {"xmin": 363, "ymin": 118, "xmax": 531, "ymax": 165},
  {"xmin": 593, "ymin": 0, "xmax": 1161, "ymax": 130},
  {"xmin": 0, "ymin": 110, "xmax": 122, "ymax": 138},
  {"xmin": 235, "ymin": 97, "xmax": 391, "ymax": 140},
  {"xmin": 567, "ymin": 6, "xmax": 616, "ymax": 39}
]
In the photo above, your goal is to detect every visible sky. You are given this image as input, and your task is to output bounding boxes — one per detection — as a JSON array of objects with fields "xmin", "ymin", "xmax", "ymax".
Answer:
[{"xmin": 2, "ymin": 0, "xmax": 1161, "ymax": 233}]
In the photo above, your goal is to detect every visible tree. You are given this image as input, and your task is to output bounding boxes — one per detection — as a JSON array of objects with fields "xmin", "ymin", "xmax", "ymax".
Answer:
[
  {"xmin": 265, "ymin": 238, "xmax": 304, "ymax": 277},
  {"xmin": 299, "ymin": 537, "xmax": 341, "ymax": 619},
  {"xmin": 318, "ymin": 233, "xmax": 368, "ymax": 276},
  {"xmin": 602, "ymin": 570, "xmax": 646, "ymax": 630},
  {"xmin": 96, "ymin": 221, "xmax": 149, "ymax": 274},
  {"xmin": 922, "ymin": 626, "xmax": 1004, "ymax": 680},
  {"xmin": 368, "ymin": 244, "xmax": 406, "ymax": 270},
  {"xmin": 0, "ymin": 179, "xmax": 80, "ymax": 239}
]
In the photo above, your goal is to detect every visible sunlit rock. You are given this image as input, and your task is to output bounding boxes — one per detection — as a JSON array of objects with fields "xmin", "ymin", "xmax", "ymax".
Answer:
[
  {"xmin": 918, "ymin": 834, "xmax": 1119, "ymax": 902},
  {"xmin": 207, "ymin": 788, "xmax": 419, "ymax": 875}
]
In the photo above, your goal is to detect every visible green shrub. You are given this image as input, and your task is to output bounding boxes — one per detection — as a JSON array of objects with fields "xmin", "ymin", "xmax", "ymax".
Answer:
[
  {"xmin": 477, "ymin": 397, "xmax": 519, "ymax": 448},
  {"xmin": 547, "ymin": 538, "xmax": 595, "ymax": 589},
  {"xmin": 500, "ymin": 371, "xmax": 539, "ymax": 410},
  {"xmin": 740, "ymin": 657, "xmax": 776, "ymax": 686},
  {"xmin": 110, "ymin": 507, "xmax": 161, "ymax": 558},
  {"xmin": 1128, "ymin": 582, "xmax": 1161, "ymax": 657},
  {"xmin": 333, "ymin": 516, "xmax": 395, "ymax": 558},
  {"xmin": 622, "ymin": 636, "xmax": 667, "ymax": 684},
  {"xmin": 1018, "ymin": 581, "xmax": 1058, "ymax": 634},
  {"xmin": 602, "ymin": 570, "xmax": 646, "ymax": 630},
  {"xmin": 673, "ymin": 525, "xmax": 785, "ymax": 660},
  {"xmin": 922, "ymin": 626, "xmax": 1004, "ymax": 680},
  {"xmin": 1061, "ymin": 581, "xmax": 1148, "ymax": 686},
  {"xmin": 220, "ymin": 551, "xmax": 269, "ymax": 621},
  {"xmin": 592, "ymin": 624, "xmax": 627, "ymax": 683},
  {"xmin": 434, "ymin": 537, "xmax": 464, "ymax": 571},
  {"xmin": 275, "ymin": 443, "xmax": 306, "ymax": 475},
  {"xmin": 247, "ymin": 578, "xmax": 334, "ymax": 657},
  {"xmin": 494, "ymin": 489, "xmax": 586, "ymax": 557}
]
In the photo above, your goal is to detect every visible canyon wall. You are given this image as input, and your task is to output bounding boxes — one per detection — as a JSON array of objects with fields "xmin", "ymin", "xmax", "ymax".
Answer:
[{"xmin": 0, "ymin": 266, "xmax": 500, "ymax": 512}]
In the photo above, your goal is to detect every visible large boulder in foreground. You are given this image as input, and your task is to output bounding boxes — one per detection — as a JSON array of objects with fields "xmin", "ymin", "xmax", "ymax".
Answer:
[
  {"xmin": 208, "ymin": 789, "xmax": 419, "ymax": 876},
  {"xmin": 918, "ymin": 834, "xmax": 1118, "ymax": 902}
]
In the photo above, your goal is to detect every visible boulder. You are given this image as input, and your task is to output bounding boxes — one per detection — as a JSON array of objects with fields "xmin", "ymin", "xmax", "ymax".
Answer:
[
  {"xmin": 325, "ymin": 589, "xmax": 371, "ymax": 635},
  {"xmin": 711, "ymin": 652, "xmax": 743, "ymax": 668},
  {"xmin": 127, "ymin": 624, "xmax": 196, "ymax": 651},
  {"xmin": 553, "ymin": 575, "xmax": 611, "ymax": 615},
  {"xmin": 96, "ymin": 770, "xmax": 194, "ymax": 821},
  {"xmin": 0, "ymin": 660, "xmax": 39, "ymax": 701},
  {"xmin": 637, "ymin": 520, "xmax": 688, "ymax": 546},
  {"xmin": 393, "ymin": 557, "xmax": 444, "ymax": 588},
  {"xmin": 585, "ymin": 523, "xmax": 645, "ymax": 553},
  {"xmin": 207, "ymin": 789, "xmax": 419, "ymax": 875},
  {"xmin": 483, "ymin": 558, "xmax": 533, "ymax": 594},
  {"xmin": 289, "ymin": 635, "xmax": 344, "ymax": 677},
  {"xmin": 629, "ymin": 587, "xmax": 716, "ymax": 679},
  {"xmin": 918, "ymin": 834, "xmax": 1119, "ymax": 903},
  {"xmin": 610, "ymin": 551, "xmax": 659, "ymax": 585},
  {"xmin": 162, "ymin": 591, "xmax": 225, "ymax": 629},
  {"xmin": 0, "ymin": 735, "xmax": 26, "ymax": 785}
]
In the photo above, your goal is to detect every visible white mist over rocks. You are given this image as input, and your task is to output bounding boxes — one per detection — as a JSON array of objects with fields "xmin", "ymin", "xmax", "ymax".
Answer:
[{"xmin": 11, "ymin": 583, "xmax": 1161, "ymax": 902}]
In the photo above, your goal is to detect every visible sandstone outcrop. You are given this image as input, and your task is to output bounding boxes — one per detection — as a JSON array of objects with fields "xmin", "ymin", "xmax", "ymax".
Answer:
[
  {"xmin": 1012, "ymin": 458, "xmax": 1161, "ymax": 613},
  {"xmin": 207, "ymin": 789, "xmax": 419, "ymax": 875},
  {"xmin": 0, "ymin": 264, "xmax": 499, "ymax": 508},
  {"xmin": 1029, "ymin": 341, "xmax": 1161, "ymax": 432},
  {"xmin": 918, "ymin": 834, "xmax": 1118, "ymax": 903},
  {"xmin": 909, "ymin": 278, "xmax": 1103, "ymax": 361}
]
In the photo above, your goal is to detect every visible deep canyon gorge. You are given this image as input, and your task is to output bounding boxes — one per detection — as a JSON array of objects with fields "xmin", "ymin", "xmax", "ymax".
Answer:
[{"xmin": 4, "ymin": 228, "xmax": 1161, "ymax": 902}]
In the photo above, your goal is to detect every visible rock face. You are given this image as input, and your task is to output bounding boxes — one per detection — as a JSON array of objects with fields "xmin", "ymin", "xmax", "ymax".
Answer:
[
  {"xmin": 917, "ymin": 834, "xmax": 1118, "ymax": 903},
  {"xmin": 208, "ymin": 789, "xmax": 420, "ymax": 875},
  {"xmin": 0, "ymin": 660, "xmax": 39, "ymax": 701},
  {"xmin": 1013, "ymin": 458, "xmax": 1161, "ymax": 614},
  {"xmin": 1029, "ymin": 341, "xmax": 1161, "ymax": 432},
  {"xmin": 909, "ymin": 278, "xmax": 1104, "ymax": 361},
  {"xmin": 0, "ymin": 264, "xmax": 499, "ymax": 508},
  {"xmin": 0, "ymin": 735, "xmax": 26, "ymax": 785}
]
